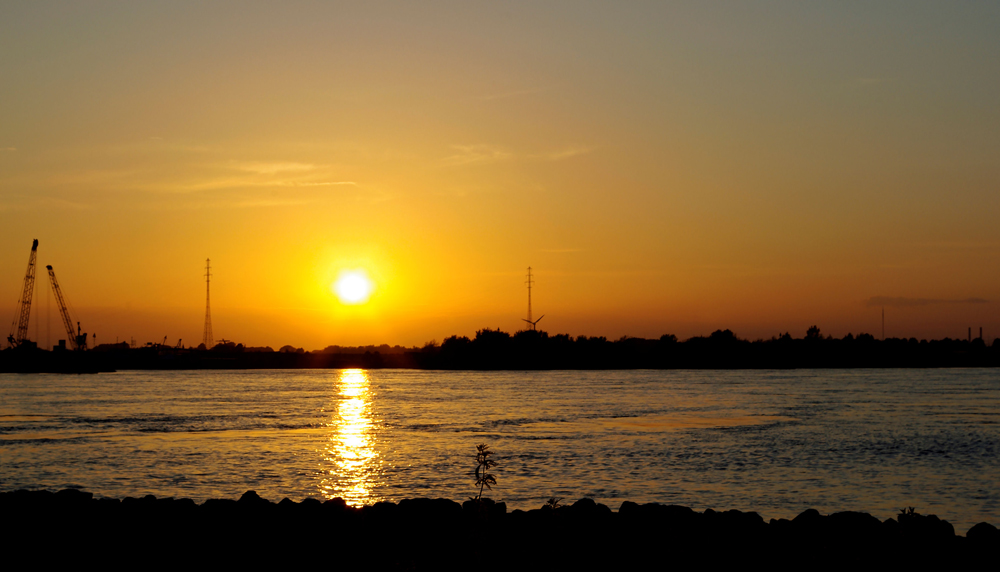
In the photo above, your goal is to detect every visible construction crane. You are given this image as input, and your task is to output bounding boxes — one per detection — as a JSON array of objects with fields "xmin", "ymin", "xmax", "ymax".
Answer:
[
  {"xmin": 46, "ymin": 265, "xmax": 87, "ymax": 350},
  {"xmin": 7, "ymin": 239, "xmax": 39, "ymax": 348}
]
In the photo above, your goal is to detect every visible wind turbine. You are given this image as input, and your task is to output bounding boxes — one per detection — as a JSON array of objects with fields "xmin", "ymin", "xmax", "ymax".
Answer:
[{"xmin": 522, "ymin": 267, "xmax": 544, "ymax": 331}]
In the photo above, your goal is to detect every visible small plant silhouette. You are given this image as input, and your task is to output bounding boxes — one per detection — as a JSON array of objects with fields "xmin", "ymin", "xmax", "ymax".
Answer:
[
  {"xmin": 899, "ymin": 506, "xmax": 917, "ymax": 517},
  {"xmin": 474, "ymin": 443, "xmax": 498, "ymax": 501},
  {"xmin": 544, "ymin": 497, "xmax": 562, "ymax": 510}
]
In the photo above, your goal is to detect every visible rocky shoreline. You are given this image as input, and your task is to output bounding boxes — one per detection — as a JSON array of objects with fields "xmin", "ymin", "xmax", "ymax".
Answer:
[{"xmin": 3, "ymin": 489, "xmax": 997, "ymax": 568}]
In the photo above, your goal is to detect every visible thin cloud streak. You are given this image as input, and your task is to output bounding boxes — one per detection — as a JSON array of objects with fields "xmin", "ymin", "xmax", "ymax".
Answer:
[
  {"xmin": 289, "ymin": 181, "xmax": 357, "ymax": 187},
  {"xmin": 234, "ymin": 198, "xmax": 310, "ymax": 208},
  {"xmin": 234, "ymin": 161, "xmax": 318, "ymax": 174},
  {"xmin": 865, "ymin": 296, "xmax": 989, "ymax": 308},
  {"xmin": 444, "ymin": 144, "xmax": 593, "ymax": 166},
  {"xmin": 442, "ymin": 145, "xmax": 512, "ymax": 166},
  {"xmin": 537, "ymin": 147, "xmax": 595, "ymax": 161}
]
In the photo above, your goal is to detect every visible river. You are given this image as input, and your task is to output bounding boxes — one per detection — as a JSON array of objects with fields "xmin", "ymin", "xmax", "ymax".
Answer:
[{"xmin": 1, "ymin": 368, "xmax": 997, "ymax": 532}]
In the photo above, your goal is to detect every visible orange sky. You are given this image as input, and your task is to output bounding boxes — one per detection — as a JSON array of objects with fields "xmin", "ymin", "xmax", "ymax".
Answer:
[{"xmin": 2, "ymin": 2, "xmax": 999, "ymax": 349}]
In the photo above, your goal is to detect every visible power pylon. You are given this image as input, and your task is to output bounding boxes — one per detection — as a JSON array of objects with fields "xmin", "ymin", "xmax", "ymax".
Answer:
[
  {"xmin": 522, "ymin": 266, "xmax": 544, "ymax": 331},
  {"xmin": 7, "ymin": 239, "xmax": 38, "ymax": 348},
  {"xmin": 202, "ymin": 258, "xmax": 213, "ymax": 348}
]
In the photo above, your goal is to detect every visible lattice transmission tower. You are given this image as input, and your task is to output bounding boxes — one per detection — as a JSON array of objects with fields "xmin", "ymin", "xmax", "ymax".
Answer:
[
  {"xmin": 202, "ymin": 258, "xmax": 213, "ymax": 348},
  {"xmin": 522, "ymin": 266, "xmax": 544, "ymax": 331}
]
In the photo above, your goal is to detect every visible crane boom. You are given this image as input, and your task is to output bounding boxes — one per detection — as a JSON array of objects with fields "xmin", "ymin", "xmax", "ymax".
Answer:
[
  {"xmin": 7, "ymin": 239, "xmax": 39, "ymax": 348},
  {"xmin": 46, "ymin": 265, "xmax": 85, "ymax": 350}
]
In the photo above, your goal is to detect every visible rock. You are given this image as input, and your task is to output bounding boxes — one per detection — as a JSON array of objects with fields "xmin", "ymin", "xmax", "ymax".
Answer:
[
  {"xmin": 881, "ymin": 517, "xmax": 900, "ymax": 537},
  {"xmin": 492, "ymin": 501, "xmax": 507, "ymax": 517},
  {"xmin": 566, "ymin": 498, "xmax": 605, "ymax": 520},
  {"xmin": 618, "ymin": 500, "xmax": 640, "ymax": 516},
  {"xmin": 238, "ymin": 490, "xmax": 270, "ymax": 506},
  {"xmin": 398, "ymin": 497, "xmax": 462, "ymax": 520},
  {"xmin": 967, "ymin": 522, "xmax": 1000, "ymax": 543},
  {"xmin": 363, "ymin": 500, "xmax": 399, "ymax": 522},
  {"xmin": 707, "ymin": 509, "xmax": 766, "ymax": 533},
  {"xmin": 322, "ymin": 497, "xmax": 348, "ymax": 510},
  {"xmin": 201, "ymin": 498, "xmax": 238, "ymax": 513},
  {"xmin": 792, "ymin": 508, "xmax": 822, "ymax": 525},
  {"xmin": 769, "ymin": 517, "xmax": 793, "ymax": 535},
  {"xmin": 898, "ymin": 511, "xmax": 956, "ymax": 540},
  {"xmin": 175, "ymin": 498, "xmax": 196, "ymax": 510},
  {"xmin": 828, "ymin": 511, "xmax": 883, "ymax": 539},
  {"xmin": 55, "ymin": 489, "xmax": 93, "ymax": 504},
  {"xmin": 790, "ymin": 508, "xmax": 825, "ymax": 538},
  {"xmin": 462, "ymin": 497, "xmax": 505, "ymax": 520}
]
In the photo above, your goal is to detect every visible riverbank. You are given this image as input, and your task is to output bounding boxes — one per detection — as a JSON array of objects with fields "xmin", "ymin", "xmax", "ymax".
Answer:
[
  {"xmin": 5, "ymin": 330, "xmax": 1000, "ymax": 372},
  {"xmin": 3, "ymin": 489, "xmax": 997, "ymax": 568}
]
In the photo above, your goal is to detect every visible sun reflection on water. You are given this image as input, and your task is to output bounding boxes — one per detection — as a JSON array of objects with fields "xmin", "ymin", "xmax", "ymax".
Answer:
[{"xmin": 321, "ymin": 369, "xmax": 382, "ymax": 505}]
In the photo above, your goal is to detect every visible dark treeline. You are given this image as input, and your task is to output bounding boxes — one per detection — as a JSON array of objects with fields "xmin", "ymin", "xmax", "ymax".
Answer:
[
  {"xmin": 2, "ymin": 489, "xmax": 997, "ymax": 568},
  {"xmin": 418, "ymin": 326, "xmax": 1000, "ymax": 369},
  {"xmin": 2, "ymin": 326, "xmax": 1000, "ymax": 372}
]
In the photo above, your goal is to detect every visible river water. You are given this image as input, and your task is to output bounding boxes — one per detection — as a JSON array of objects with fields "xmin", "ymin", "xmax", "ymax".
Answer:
[{"xmin": 1, "ymin": 368, "xmax": 997, "ymax": 532}]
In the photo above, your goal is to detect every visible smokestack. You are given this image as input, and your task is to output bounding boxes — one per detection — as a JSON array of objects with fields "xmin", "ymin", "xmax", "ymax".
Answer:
[
  {"xmin": 980, "ymin": 327, "xmax": 983, "ymax": 340},
  {"xmin": 968, "ymin": 327, "xmax": 972, "ymax": 342}
]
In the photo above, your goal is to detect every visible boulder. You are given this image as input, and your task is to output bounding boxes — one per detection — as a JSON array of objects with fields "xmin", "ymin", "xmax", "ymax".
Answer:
[
  {"xmin": 967, "ymin": 522, "xmax": 1000, "ymax": 543},
  {"xmin": 55, "ymin": 489, "xmax": 93, "ymax": 505},
  {"xmin": 322, "ymin": 497, "xmax": 348, "ymax": 510},
  {"xmin": 238, "ymin": 490, "xmax": 270, "ymax": 506},
  {"xmin": 828, "ymin": 511, "xmax": 883, "ymax": 539}
]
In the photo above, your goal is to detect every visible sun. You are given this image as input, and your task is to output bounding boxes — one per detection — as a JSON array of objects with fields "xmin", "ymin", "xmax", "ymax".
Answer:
[{"xmin": 333, "ymin": 270, "xmax": 374, "ymax": 304}]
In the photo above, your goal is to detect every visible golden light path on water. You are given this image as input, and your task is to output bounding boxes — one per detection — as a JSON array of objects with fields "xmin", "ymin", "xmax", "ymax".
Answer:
[{"xmin": 320, "ymin": 369, "xmax": 383, "ymax": 506}]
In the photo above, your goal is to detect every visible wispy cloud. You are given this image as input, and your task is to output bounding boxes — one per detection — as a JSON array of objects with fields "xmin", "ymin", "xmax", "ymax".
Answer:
[
  {"xmin": 233, "ymin": 198, "xmax": 311, "ymax": 208},
  {"xmin": 535, "ymin": 147, "xmax": 595, "ymax": 161},
  {"xmin": 444, "ymin": 144, "xmax": 594, "ymax": 166},
  {"xmin": 443, "ymin": 145, "xmax": 512, "ymax": 166},
  {"xmin": 1, "ymin": 147, "xmax": 16, "ymax": 152},
  {"xmin": 234, "ymin": 161, "xmax": 318, "ymax": 174},
  {"xmin": 156, "ymin": 162, "xmax": 356, "ymax": 193},
  {"xmin": 0, "ymin": 195, "xmax": 93, "ymax": 211},
  {"xmin": 285, "ymin": 181, "xmax": 357, "ymax": 187},
  {"xmin": 540, "ymin": 248, "xmax": 583, "ymax": 253},
  {"xmin": 865, "ymin": 296, "xmax": 989, "ymax": 308},
  {"xmin": 165, "ymin": 177, "xmax": 357, "ymax": 193}
]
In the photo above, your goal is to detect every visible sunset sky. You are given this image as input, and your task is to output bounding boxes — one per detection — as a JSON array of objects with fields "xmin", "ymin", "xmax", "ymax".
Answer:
[{"xmin": 2, "ymin": 2, "xmax": 999, "ymax": 349}]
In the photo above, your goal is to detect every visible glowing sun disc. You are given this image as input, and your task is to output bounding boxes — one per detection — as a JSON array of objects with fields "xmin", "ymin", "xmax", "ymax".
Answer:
[{"xmin": 334, "ymin": 271, "xmax": 374, "ymax": 304}]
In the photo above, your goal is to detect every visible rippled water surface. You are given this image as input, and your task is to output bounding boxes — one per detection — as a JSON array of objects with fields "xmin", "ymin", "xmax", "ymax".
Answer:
[{"xmin": 1, "ymin": 369, "xmax": 998, "ymax": 531}]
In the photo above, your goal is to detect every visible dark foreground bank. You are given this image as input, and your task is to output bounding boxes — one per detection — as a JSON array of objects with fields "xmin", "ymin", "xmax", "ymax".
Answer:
[{"xmin": 3, "ymin": 489, "xmax": 998, "ymax": 569}]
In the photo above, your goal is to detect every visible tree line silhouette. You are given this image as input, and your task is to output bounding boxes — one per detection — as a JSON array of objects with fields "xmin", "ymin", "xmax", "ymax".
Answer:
[
  {"xmin": 2, "ymin": 326, "xmax": 999, "ymax": 372},
  {"xmin": 415, "ymin": 326, "xmax": 1000, "ymax": 369}
]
